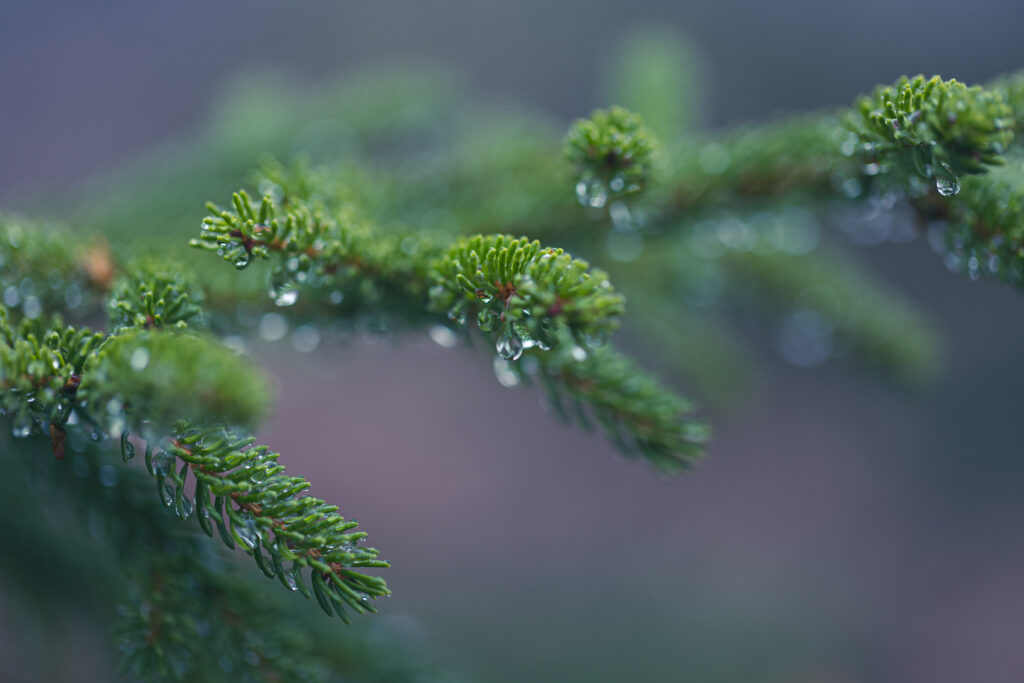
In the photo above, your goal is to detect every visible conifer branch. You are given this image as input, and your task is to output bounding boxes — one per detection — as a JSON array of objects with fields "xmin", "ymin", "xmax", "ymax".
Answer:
[{"xmin": 193, "ymin": 188, "xmax": 710, "ymax": 473}]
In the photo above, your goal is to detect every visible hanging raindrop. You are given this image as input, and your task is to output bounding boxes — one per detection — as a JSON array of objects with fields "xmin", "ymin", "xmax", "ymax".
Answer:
[
  {"xmin": 935, "ymin": 162, "xmax": 961, "ymax": 197},
  {"xmin": 446, "ymin": 307, "xmax": 466, "ymax": 326},
  {"xmin": 176, "ymin": 496, "xmax": 194, "ymax": 521},
  {"xmin": 121, "ymin": 433, "xmax": 135, "ymax": 462},
  {"xmin": 159, "ymin": 480, "xmax": 174, "ymax": 506},
  {"xmin": 11, "ymin": 410, "xmax": 32, "ymax": 438},
  {"xmin": 232, "ymin": 251, "xmax": 252, "ymax": 269},
  {"xmin": 151, "ymin": 449, "xmax": 175, "ymax": 477},
  {"xmin": 576, "ymin": 176, "xmax": 608, "ymax": 209},
  {"xmin": 495, "ymin": 328, "xmax": 523, "ymax": 361},
  {"xmin": 236, "ymin": 517, "xmax": 259, "ymax": 549},
  {"xmin": 268, "ymin": 269, "xmax": 299, "ymax": 307},
  {"xmin": 936, "ymin": 174, "xmax": 961, "ymax": 197}
]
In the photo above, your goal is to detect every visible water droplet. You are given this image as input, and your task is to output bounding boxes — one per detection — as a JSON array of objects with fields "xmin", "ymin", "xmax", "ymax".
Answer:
[
  {"xmin": 576, "ymin": 176, "xmax": 608, "ymax": 209},
  {"xmin": 475, "ymin": 289, "xmax": 493, "ymax": 304},
  {"xmin": 329, "ymin": 290, "xmax": 344, "ymax": 305},
  {"xmin": 236, "ymin": 517, "xmax": 259, "ymax": 549},
  {"xmin": 569, "ymin": 345, "xmax": 588, "ymax": 362},
  {"xmin": 285, "ymin": 570, "xmax": 298, "ymax": 591},
  {"xmin": 495, "ymin": 328, "xmax": 523, "ymax": 361},
  {"xmin": 936, "ymin": 173, "xmax": 960, "ymax": 197},
  {"xmin": 428, "ymin": 324, "xmax": 457, "ymax": 348},
  {"xmin": 862, "ymin": 162, "xmax": 881, "ymax": 176},
  {"xmin": 609, "ymin": 173, "xmax": 626, "ymax": 193},
  {"xmin": 967, "ymin": 254, "xmax": 981, "ymax": 280},
  {"xmin": 232, "ymin": 251, "xmax": 252, "ymax": 269},
  {"xmin": 130, "ymin": 347, "xmax": 150, "ymax": 371},
  {"xmin": 151, "ymin": 450, "xmax": 175, "ymax": 477},
  {"xmin": 272, "ymin": 282, "xmax": 299, "ymax": 307},
  {"xmin": 446, "ymin": 307, "xmax": 466, "ymax": 326},
  {"xmin": 176, "ymin": 496, "xmax": 194, "ymax": 520},
  {"xmin": 268, "ymin": 269, "xmax": 299, "ymax": 307},
  {"xmin": 11, "ymin": 411, "xmax": 32, "ymax": 438},
  {"xmin": 988, "ymin": 252, "xmax": 1001, "ymax": 274},
  {"xmin": 121, "ymin": 435, "xmax": 135, "ymax": 462},
  {"xmin": 159, "ymin": 480, "xmax": 174, "ymax": 506}
]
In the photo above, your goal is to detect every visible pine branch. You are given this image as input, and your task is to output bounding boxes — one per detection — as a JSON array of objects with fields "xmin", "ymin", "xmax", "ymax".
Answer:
[{"xmin": 159, "ymin": 424, "xmax": 390, "ymax": 621}]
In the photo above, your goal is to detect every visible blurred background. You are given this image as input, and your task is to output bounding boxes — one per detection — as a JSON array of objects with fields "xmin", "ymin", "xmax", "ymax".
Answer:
[{"xmin": 3, "ymin": 1, "xmax": 1024, "ymax": 681}]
